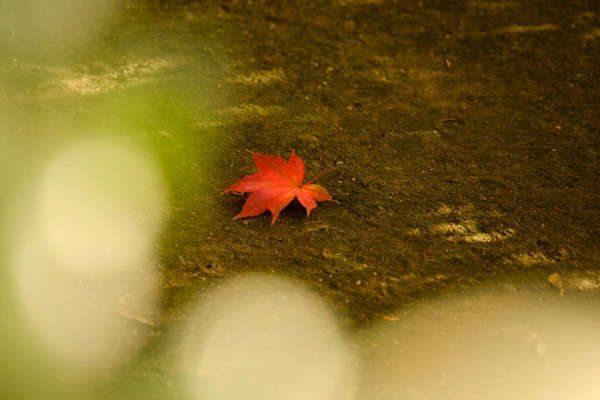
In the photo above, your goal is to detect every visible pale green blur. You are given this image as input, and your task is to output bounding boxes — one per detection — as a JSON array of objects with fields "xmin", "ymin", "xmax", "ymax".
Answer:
[{"xmin": 0, "ymin": 1, "xmax": 222, "ymax": 398}]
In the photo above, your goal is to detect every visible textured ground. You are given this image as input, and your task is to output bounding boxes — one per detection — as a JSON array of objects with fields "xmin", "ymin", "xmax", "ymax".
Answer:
[{"xmin": 1, "ymin": 0, "xmax": 599, "ymax": 398}]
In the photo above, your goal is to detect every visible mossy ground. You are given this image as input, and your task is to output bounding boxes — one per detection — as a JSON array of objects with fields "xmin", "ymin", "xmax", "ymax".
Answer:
[{"xmin": 2, "ymin": 0, "xmax": 599, "ymax": 396}]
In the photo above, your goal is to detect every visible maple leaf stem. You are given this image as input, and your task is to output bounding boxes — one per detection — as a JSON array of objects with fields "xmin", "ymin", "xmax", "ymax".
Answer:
[{"xmin": 306, "ymin": 169, "xmax": 339, "ymax": 185}]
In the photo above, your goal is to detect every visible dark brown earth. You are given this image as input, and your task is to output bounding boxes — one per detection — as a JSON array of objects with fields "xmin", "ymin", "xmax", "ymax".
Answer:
[
  {"xmin": 148, "ymin": 0, "xmax": 600, "ymax": 325},
  {"xmin": 1, "ymin": 0, "xmax": 599, "ymax": 397}
]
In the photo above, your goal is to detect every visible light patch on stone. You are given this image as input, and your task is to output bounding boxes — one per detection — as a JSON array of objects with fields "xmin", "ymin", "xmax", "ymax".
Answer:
[
  {"xmin": 231, "ymin": 68, "xmax": 286, "ymax": 85},
  {"xmin": 495, "ymin": 24, "xmax": 558, "ymax": 34}
]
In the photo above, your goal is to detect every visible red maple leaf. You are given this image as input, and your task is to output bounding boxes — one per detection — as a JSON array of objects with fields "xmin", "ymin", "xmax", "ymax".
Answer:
[{"xmin": 224, "ymin": 150, "xmax": 335, "ymax": 225}]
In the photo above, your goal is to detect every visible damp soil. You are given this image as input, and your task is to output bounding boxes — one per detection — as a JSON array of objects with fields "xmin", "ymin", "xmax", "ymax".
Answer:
[
  {"xmin": 140, "ymin": 0, "xmax": 600, "ymax": 326},
  {"xmin": 2, "ymin": 0, "xmax": 599, "ymax": 394}
]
